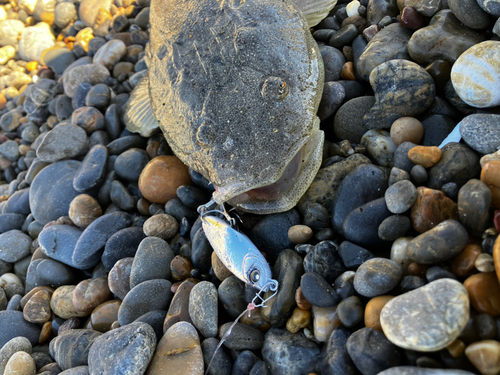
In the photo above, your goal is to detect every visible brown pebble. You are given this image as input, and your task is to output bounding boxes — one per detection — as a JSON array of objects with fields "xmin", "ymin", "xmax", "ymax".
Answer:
[
  {"xmin": 451, "ymin": 244, "xmax": 482, "ymax": 277},
  {"xmin": 465, "ymin": 340, "xmax": 500, "ymax": 375},
  {"xmin": 410, "ymin": 187, "xmax": 459, "ymax": 233},
  {"xmin": 171, "ymin": 255, "xmax": 193, "ymax": 281},
  {"xmin": 138, "ymin": 156, "xmax": 192, "ymax": 205},
  {"xmin": 20, "ymin": 286, "xmax": 54, "ymax": 309},
  {"xmin": 288, "ymin": 225, "xmax": 313, "ymax": 244},
  {"xmin": 146, "ymin": 141, "xmax": 161, "ymax": 159},
  {"xmin": 408, "ymin": 146, "xmax": 442, "ymax": 168},
  {"xmin": 407, "ymin": 262, "xmax": 429, "ymax": 278},
  {"xmin": 91, "ymin": 300, "xmax": 121, "ymax": 333},
  {"xmin": 68, "ymin": 194, "xmax": 102, "ymax": 228},
  {"xmin": 23, "ymin": 289, "xmax": 52, "ymax": 324},
  {"xmin": 286, "ymin": 307, "xmax": 311, "ymax": 334},
  {"xmin": 476, "ymin": 253, "xmax": 495, "ymax": 273},
  {"xmin": 72, "ymin": 276, "xmax": 111, "ymax": 314},
  {"xmin": 464, "ymin": 273, "xmax": 500, "ymax": 316},
  {"xmin": 397, "ymin": 6, "xmax": 424, "ymax": 30},
  {"xmin": 390, "ymin": 117, "xmax": 424, "ymax": 146},
  {"xmin": 447, "ymin": 339, "xmax": 466, "ymax": 358},
  {"xmin": 295, "ymin": 286, "xmax": 312, "ymax": 310},
  {"xmin": 50, "ymin": 285, "xmax": 89, "ymax": 319},
  {"xmin": 110, "ymin": 321, "xmax": 121, "ymax": 330},
  {"xmin": 494, "ymin": 236, "xmax": 500, "ymax": 284},
  {"xmin": 137, "ymin": 198, "xmax": 151, "ymax": 216},
  {"xmin": 481, "ymin": 161, "xmax": 500, "ymax": 209},
  {"xmin": 4, "ymin": 351, "xmax": 36, "ymax": 375},
  {"xmin": 364, "ymin": 295, "xmax": 394, "ymax": 331},
  {"xmin": 58, "ymin": 317, "xmax": 81, "ymax": 335},
  {"xmin": 341, "ymin": 62, "xmax": 356, "ymax": 80},
  {"xmin": 143, "ymin": 214, "xmax": 179, "ymax": 240},
  {"xmin": 39, "ymin": 321, "xmax": 54, "ymax": 344},
  {"xmin": 211, "ymin": 251, "xmax": 233, "ymax": 281},
  {"xmin": 362, "ymin": 24, "xmax": 379, "ymax": 41}
]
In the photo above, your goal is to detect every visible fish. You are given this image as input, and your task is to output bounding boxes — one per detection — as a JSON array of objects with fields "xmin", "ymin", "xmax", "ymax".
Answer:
[
  {"xmin": 125, "ymin": 0, "xmax": 337, "ymax": 214},
  {"xmin": 201, "ymin": 213, "xmax": 277, "ymax": 291}
]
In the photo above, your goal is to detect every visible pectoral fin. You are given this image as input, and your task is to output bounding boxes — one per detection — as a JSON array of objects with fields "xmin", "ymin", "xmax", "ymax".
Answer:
[
  {"xmin": 124, "ymin": 74, "xmax": 159, "ymax": 137},
  {"xmin": 290, "ymin": 0, "xmax": 339, "ymax": 27}
]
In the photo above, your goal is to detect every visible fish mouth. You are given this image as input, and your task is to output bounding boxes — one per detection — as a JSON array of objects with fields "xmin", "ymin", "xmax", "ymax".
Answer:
[{"xmin": 213, "ymin": 129, "xmax": 324, "ymax": 214}]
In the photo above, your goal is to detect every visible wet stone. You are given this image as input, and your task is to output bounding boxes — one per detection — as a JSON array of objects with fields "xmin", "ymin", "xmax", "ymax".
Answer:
[
  {"xmin": 90, "ymin": 300, "xmax": 121, "ymax": 333},
  {"xmin": 407, "ymin": 220, "xmax": 468, "ymax": 264},
  {"xmin": 130, "ymin": 237, "xmax": 174, "ymax": 288},
  {"xmin": 69, "ymin": 194, "xmax": 102, "ymax": 229},
  {"xmin": 88, "ymin": 322, "xmax": 156, "ymax": 375},
  {"xmin": 410, "ymin": 187, "xmax": 459, "ymax": 233},
  {"xmin": 73, "ymin": 276, "xmax": 110, "ymax": 314},
  {"xmin": 118, "ymin": 279, "xmax": 172, "ymax": 325},
  {"xmin": 73, "ymin": 145, "xmax": 108, "ymax": 192},
  {"xmin": 36, "ymin": 124, "xmax": 87, "ymax": 163},
  {"xmin": 188, "ymin": 281, "xmax": 217, "ymax": 338},
  {"xmin": 262, "ymin": 328, "xmax": 320, "ymax": 375},
  {"xmin": 337, "ymin": 296, "xmax": 363, "ymax": 328},
  {"xmin": 458, "ymin": 179, "xmax": 491, "ymax": 236},
  {"xmin": 381, "ymin": 279, "xmax": 469, "ymax": 351},
  {"xmin": 378, "ymin": 215, "xmax": 411, "ymax": 241},
  {"xmin": 354, "ymin": 258, "xmax": 402, "ymax": 297},
  {"xmin": 108, "ymin": 257, "xmax": 133, "ymax": 300},
  {"xmin": 363, "ymin": 59, "xmax": 435, "ymax": 130},
  {"xmin": 163, "ymin": 279, "xmax": 195, "ymax": 333},
  {"xmin": 49, "ymin": 329, "xmax": 101, "ymax": 370},
  {"xmin": 460, "ymin": 114, "xmax": 500, "ymax": 153},
  {"xmin": 101, "ymin": 226, "xmax": 146, "ymax": 271},
  {"xmin": 304, "ymin": 241, "xmax": 343, "ymax": 284},
  {"xmin": 464, "ymin": 272, "xmax": 500, "ymax": 316},
  {"xmin": 301, "ymin": 272, "xmax": 340, "ymax": 308},
  {"xmin": 338, "ymin": 241, "xmax": 374, "ymax": 270}
]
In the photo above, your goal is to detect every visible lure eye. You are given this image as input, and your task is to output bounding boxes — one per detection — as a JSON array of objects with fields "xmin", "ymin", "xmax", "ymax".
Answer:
[
  {"xmin": 261, "ymin": 76, "xmax": 289, "ymax": 101},
  {"xmin": 250, "ymin": 270, "xmax": 260, "ymax": 283}
]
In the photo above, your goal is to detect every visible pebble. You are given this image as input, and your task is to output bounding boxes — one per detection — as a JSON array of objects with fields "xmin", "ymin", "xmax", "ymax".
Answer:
[
  {"xmin": 320, "ymin": 45, "xmax": 346, "ymax": 82},
  {"xmin": 448, "ymin": 0, "xmax": 490, "ymax": 30},
  {"xmin": 201, "ymin": 338, "xmax": 232, "ymax": 375},
  {"xmin": 49, "ymin": 330, "xmax": 102, "ymax": 370},
  {"xmin": 139, "ymin": 156, "xmax": 192, "ymax": 205},
  {"xmin": 476, "ymin": 253, "xmax": 495, "ymax": 273},
  {"xmin": 54, "ymin": 2, "xmax": 77, "ymax": 28},
  {"xmin": 117, "ymin": 279, "xmax": 172, "ymax": 325},
  {"xmin": 23, "ymin": 289, "xmax": 51, "ymax": 324},
  {"xmin": 390, "ymin": 117, "xmax": 424, "ymax": 146},
  {"xmin": 72, "ymin": 276, "xmax": 110, "ymax": 314},
  {"xmin": 44, "ymin": 49, "xmax": 76, "ymax": 75},
  {"xmin": 262, "ymin": 328, "xmax": 320, "ymax": 375},
  {"xmin": 353, "ymin": 258, "xmax": 402, "ymax": 297},
  {"xmin": 465, "ymin": 340, "xmax": 500, "ymax": 375},
  {"xmin": 88, "ymin": 322, "xmax": 156, "ymax": 375},
  {"xmin": 18, "ymin": 24, "xmax": 55, "ymax": 62},
  {"xmin": 0, "ymin": 230, "xmax": 31, "ymax": 263},
  {"xmin": 63, "ymin": 64, "xmax": 110, "ymax": 98},
  {"xmin": 69, "ymin": 194, "xmax": 102, "ymax": 228},
  {"xmin": 364, "ymin": 295, "xmax": 394, "ymax": 332},
  {"xmin": 333, "ymin": 97, "xmax": 375, "ymax": 143},
  {"xmin": 37, "ymin": 124, "xmax": 87, "ymax": 163},
  {"xmin": 459, "ymin": 179, "xmax": 491, "ymax": 235},
  {"xmin": 50, "ymin": 285, "xmax": 88, "ymax": 319},
  {"xmin": 338, "ymin": 241, "xmax": 374, "ymax": 270},
  {"xmin": 301, "ymin": 272, "xmax": 340, "ymax": 307},
  {"xmin": 408, "ymin": 146, "xmax": 442, "ymax": 168},
  {"xmin": 304, "ymin": 241, "xmax": 343, "ymax": 283},
  {"xmin": 130, "ymin": 236, "xmax": 174, "ymax": 288},
  {"xmin": 73, "ymin": 144, "xmax": 108, "ymax": 192},
  {"xmin": 0, "ymin": 20, "xmax": 25, "ymax": 47},
  {"xmin": 108, "ymin": 257, "xmax": 133, "ymax": 300},
  {"xmin": 481, "ymin": 161, "xmax": 500, "ymax": 208},
  {"xmin": 410, "ymin": 187, "xmax": 459, "ymax": 233},
  {"xmin": 384, "ymin": 180, "xmax": 417, "ymax": 214},
  {"xmin": 381, "ymin": 279, "xmax": 469, "ymax": 351},
  {"xmin": 286, "ymin": 307, "xmax": 311, "ymax": 334},
  {"xmin": 450, "ymin": 244, "xmax": 482, "ymax": 277},
  {"xmin": 90, "ymin": 300, "xmax": 120, "ymax": 333},
  {"xmin": 188, "ymin": 281, "xmax": 218, "ymax": 338},
  {"xmin": 164, "ymin": 279, "xmax": 195, "ymax": 333},
  {"xmin": 3, "ymin": 351, "xmax": 36, "ymax": 375},
  {"xmin": 0, "ymin": 337, "xmax": 32, "ymax": 374},
  {"xmin": 464, "ymin": 272, "xmax": 500, "ymax": 316},
  {"xmin": 115, "ymin": 148, "xmax": 149, "ymax": 182},
  {"xmin": 78, "ymin": 0, "xmax": 113, "ymax": 27},
  {"xmin": 337, "ymin": 296, "xmax": 363, "ymax": 328},
  {"xmin": 288, "ymin": 225, "xmax": 313, "ymax": 244},
  {"xmin": 25, "ymin": 259, "xmax": 76, "ymax": 292},
  {"xmin": 147, "ymin": 322, "xmax": 202, "ymax": 375},
  {"xmin": 143, "ymin": 214, "xmax": 178, "ymax": 240},
  {"xmin": 101, "ymin": 227, "xmax": 146, "ymax": 270},
  {"xmin": 360, "ymin": 129, "xmax": 397, "ymax": 168},
  {"xmin": 460, "ymin": 114, "xmax": 500, "ymax": 154},
  {"xmin": 378, "ymin": 215, "xmax": 411, "ymax": 241},
  {"xmin": 220, "ymin": 322, "xmax": 264, "ymax": 350},
  {"xmin": 0, "ymin": 311, "xmax": 41, "ymax": 347},
  {"xmin": 378, "ymin": 369, "xmax": 475, "ymax": 375}
]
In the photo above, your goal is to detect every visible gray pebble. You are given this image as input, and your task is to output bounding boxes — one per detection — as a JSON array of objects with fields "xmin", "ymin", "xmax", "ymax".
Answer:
[{"xmin": 189, "ymin": 281, "xmax": 218, "ymax": 338}]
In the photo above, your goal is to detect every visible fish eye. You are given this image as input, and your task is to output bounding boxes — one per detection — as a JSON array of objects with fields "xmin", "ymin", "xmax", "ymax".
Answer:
[
  {"xmin": 250, "ymin": 270, "xmax": 260, "ymax": 283},
  {"xmin": 261, "ymin": 77, "xmax": 289, "ymax": 101}
]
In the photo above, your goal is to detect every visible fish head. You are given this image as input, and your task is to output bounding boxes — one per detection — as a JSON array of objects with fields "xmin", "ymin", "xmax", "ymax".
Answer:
[
  {"xmin": 148, "ymin": 0, "xmax": 325, "ymax": 214},
  {"xmin": 242, "ymin": 253, "xmax": 275, "ymax": 291}
]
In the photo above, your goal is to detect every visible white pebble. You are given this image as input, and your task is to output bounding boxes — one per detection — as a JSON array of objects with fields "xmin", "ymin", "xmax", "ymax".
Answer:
[
  {"xmin": 346, "ymin": 0, "xmax": 360, "ymax": 17},
  {"xmin": 390, "ymin": 237, "xmax": 413, "ymax": 273},
  {"xmin": 0, "ymin": 273, "xmax": 23, "ymax": 288}
]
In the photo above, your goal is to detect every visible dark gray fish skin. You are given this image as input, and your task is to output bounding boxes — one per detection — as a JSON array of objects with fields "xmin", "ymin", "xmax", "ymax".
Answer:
[{"xmin": 136, "ymin": 0, "xmax": 324, "ymax": 213}]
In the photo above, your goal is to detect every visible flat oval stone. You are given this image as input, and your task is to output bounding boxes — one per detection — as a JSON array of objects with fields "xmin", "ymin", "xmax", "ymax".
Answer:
[
  {"xmin": 0, "ymin": 337, "xmax": 32, "ymax": 374},
  {"xmin": 219, "ymin": 322, "xmax": 264, "ymax": 351},
  {"xmin": 130, "ymin": 237, "xmax": 174, "ymax": 288},
  {"xmin": 49, "ymin": 330, "xmax": 102, "ymax": 370},
  {"xmin": 73, "ymin": 145, "xmax": 108, "ymax": 192},
  {"xmin": 0, "ymin": 230, "xmax": 31, "ymax": 263},
  {"xmin": 301, "ymin": 272, "xmax": 340, "ymax": 307},
  {"xmin": 188, "ymin": 281, "xmax": 217, "ymax": 338},
  {"xmin": 407, "ymin": 220, "xmax": 468, "ymax": 264},
  {"xmin": 147, "ymin": 322, "xmax": 202, "ymax": 375},
  {"xmin": 89, "ymin": 322, "xmax": 156, "ymax": 375},
  {"xmin": 3, "ymin": 351, "xmax": 36, "ymax": 375},
  {"xmin": 30, "ymin": 160, "xmax": 81, "ymax": 225},
  {"xmin": 72, "ymin": 276, "xmax": 110, "ymax": 314},
  {"xmin": 380, "ymin": 279, "xmax": 469, "ymax": 351},
  {"xmin": 354, "ymin": 258, "xmax": 402, "ymax": 297},
  {"xmin": 101, "ymin": 227, "xmax": 146, "ymax": 271},
  {"xmin": 363, "ymin": 59, "xmax": 435, "ymax": 129},
  {"xmin": 25, "ymin": 259, "xmax": 76, "ymax": 293},
  {"xmin": 460, "ymin": 114, "xmax": 500, "ymax": 154},
  {"xmin": 118, "ymin": 279, "xmax": 172, "ymax": 326},
  {"xmin": 36, "ymin": 124, "xmax": 87, "ymax": 163},
  {"xmin": 458, "ymin": 179, "xmax": 491, "ymax": 236},
  {"xmin": 448, "ymin": 0, "xmax": 490, "ymax": 29},
  {"xmin": 384, "ymin": 180, "xmax": 417, "ymax": 214},
  {"xmin": 63, "ymin": 64, "xmax": 110, "ymax": 98},
  {"xmin": 0, "ymin": 214, "xmax": 26, "ymax": 234},
  {"xmin": 0, "ymin": 311, "xmax": 41, "ymax": 348},
  {"xmin": 50, "ymin": 285, "xmax": 89, "ymax": 319}
]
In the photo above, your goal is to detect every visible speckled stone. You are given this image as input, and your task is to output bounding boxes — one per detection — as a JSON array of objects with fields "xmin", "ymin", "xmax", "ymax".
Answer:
[
  {"xmin": 363, "ymin": 59, "xmax": 435, "ymax": 129},
  {"xmin": 130, "ymin": 237, "xmax": 174, "ymax": 288},
  {"xmin": 0, "ymin": 337, "xmax": 32, "ymax": 374},
  {"xmin": 360, "ymin": 129, "xmax": 397, "ymax": 168},
  {"xmin": 63, "ymin": 64, "xmax": 110, "ymax": 98},
  {"xmin": 458, "ymin": 179, "xmax": 491, "ymax": 236},
  {"xmin": 188, "ymin": 281, "xmax": 217, "ymax": 338},
  {"xmin": 49, "ymin": 329, "xmax": 102, "ymax": 370},
  {"xmin": 50, "ymin": 285, "xmax": 89, "ymax": 319},
  {"xmin": 448, "ymin": 0, "xmax": 490, "ymax": 29},
  {"xmin": 353, "ymin": 258, "xmax": 402, "ymax": 297},
  {"xmin": 380, "ymin": 279, "xmax": 469, "ymax": 351},
  {"xmin": 36, "ymin": 124, "xmax": 87, "ymax": 163},
  {"xmin": 460, "ymin": 114, "xmax": 500, "ymax": 153}
]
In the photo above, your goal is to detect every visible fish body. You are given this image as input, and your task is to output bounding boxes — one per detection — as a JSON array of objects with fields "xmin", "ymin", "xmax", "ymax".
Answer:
[
  {"xmin": 126, "ymin": 0, "xmax": 327, "ymax": 214},
  {"xmin": 201, "ymin": 215, "xmax": 276, "ymax": 291}
]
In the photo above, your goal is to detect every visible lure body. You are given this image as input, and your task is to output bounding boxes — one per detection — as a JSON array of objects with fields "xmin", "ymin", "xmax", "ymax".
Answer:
[{"xmin": 202, "ymin": 215, "xmax": 275, "ymax": 291}]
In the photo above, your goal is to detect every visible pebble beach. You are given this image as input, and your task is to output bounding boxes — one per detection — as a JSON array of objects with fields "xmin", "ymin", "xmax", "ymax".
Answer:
[{"xmin": 1, "ymin": 0, "xmax": 500, "ymax": 374}]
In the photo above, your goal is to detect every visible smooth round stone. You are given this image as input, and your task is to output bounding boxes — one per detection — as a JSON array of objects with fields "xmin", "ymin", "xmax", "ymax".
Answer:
[
  {"xmin": 130, "ymin": 237, "xmax": 174, "ymax": 288},
  {"xmin": 25, "ymin": 259, "xmax": 75, "ymax": 293},
  {"xmin": 357, "ymin": 24, "xmax": 412, "ymax": 81},
  {"xmin": 218, "ymin": 276, "xmax": 246, "ymax": 319},
  {"xmin": 109, "ymin": 180, "xmax": 135, "ymax": 211},
  {"xmin": 288, "ymin": 225, "xmax": 313, "ymax": 244},
  {"xmin": 36, "ymin": 124, "xmax": 87, "ymax": 163},
  {"xmin": 304, "ymin": 241, "xmax": 344, "ymax": 283},
  {"xmin": 211, "ymin": 251, "xmax": 232, "ymax": 282},
  {"xmin": 0, "ymin": 337, "xmax": 32, "ymax": 375},
  {"xmin": 465, "ymin": 340, "xmax": 500, "ymax": 375},
  {"xmin": 108, "ymin": 257, "xmax": 133, "ymax": 300},
  {"xmin": 69, "ymin": 194, "xmax": 102, "ymax": 229},
  {"xmin": 114, "ymin": 148, "xmax": 149, "ymax": 182},
  {"xmin": 163, "ymin": 280, "xmax": 195, "ymax": 333},
  {"xmin": 164, "ymin": 198, "xmax": 198, "ymax": 223},
  {"xmin": 408, "ymin": 146, "xmax": 442, "ymax": 169},
  {"xmin": 78, "ymin": 0, "xmax": 113, "ymax": 26},
  {"xmin": 378, "ymin": 215, "xmax": 411, "ymax": 241},
  {"xmin": 3, "ymin": 351, "xmax": 36, "ymax": 375},
  {"xmin": 176, "ymin": 185, "xmax": 211, "ymax": 209},
  {"xmin": 49, "ymin": 330, "xmax": 101, "ymax": 370},
  {"xmin": 143, "ymin": 214, "xmax": 178, "ymax": 240},
  {"xmin": 55, "ymin": 95, "xmax": 74, "ymax": 122},
  {"xmin": 448, "ymin": 0, "xmax": 490, "ymax": 29},
  {"xmin": 72, "ymin": 107, "xmax": 105, "ymax": 134},
  {"xmin": 0, "ymin": 230, "xmax": 31, "ymax": 263},
  {"xmin": 363, "ymin": 59, "xmax": 435, "ymax": 129},
  {"xmin": 93, "ymin": 39, "xmax": 127, "ymax": 70},
  {"xmin": 30, "ymin": 160, "xmax": 81, "ymax": 225},
  {"xmin": 218, "ymin": 322, "xmax": 264, "ymax": 351},
  {"xmin": 459, "ymin": 114, "xmax": 500, "ymax": 154},
  {"xmin": 44, "ymin": 48, "xmax": 75, "ymax": 75},
  {"xmin": 0, "ymin": 311, "xmax": 41, "ymax": 347},
  {"xmin": 384, "ymin": 180, "xmax": 417, "ymax": 214},
  {"xmin": 408, "ymin": 10, "xmax": 485, "ymax": 66},
  {"xmin": 319, "ymin": 327, "xmax": 358, "ymax": 375},
  {"xmin": 464, "ymin": 273, "xmax": 500, "ymax": 316},
  {"xmin": 50, "ymin": 285, "xmax": 89, "ymax": 319},
  {"xmin": 328, "ymin": 24, "xmax": 358, "ymax": 49},
  {"xmin": 481, "ymin": 161, "xmax": 500, "ymax": 208},
  {"xmin": 139, "ymin": 156, "xmax": 192, "ymax": 205},
  {"xmin": 407, "ymin": 220, "xmax": 468, "ymax": 264},
  {"xmin": 317, "ymin": 82, "xmax": 346, "ymax": 121},
  {"xmin": 38, "ymin": 225, "xmax": 91, "ymax": 268},
  {"xmin": 476, "ymin": 253, "xmax": 495, "ymax": 273},
  {"xmin": 3, "ymin": 189, "xmax": 30, "ymax": 217},
  {"xmin": 118, "ymin": 279, "xmax": 172, "ymax": 325},
  {"xmin": 201, "ymin": 338, "xmax": 232, "ymax": 375},
  {"xmin": 354, "ymin": 258, "xmax": 402, "ymax": 297},
  {"xmin": 170, "ymin": 255, "xmax": 193, "ymax": 281},
  {"xmin": 85, "ymin": 84, "xmax": 110, "ymax": 111},
  {"xmin": 390, "ymin": 117, "xmax": 424, "ymax": 146},
  {"xmin": 333, "ymin": 96, "xmax": 375, "ymax": 144},
  {"xmin": 410, "ymin": 187, "xmax": 459, "ymax": 233},
  {"xmin": 188, "ymin": 281, "xmax": 217, "ymax": 338},
  {"xmin": 364, "ymin": 295, "xmax": 394, "ymax": 332},
  {"xmin": 381, "ymin": 279, "xmax": 469, "ymax": 351},
  {"xmin": 88, "ymin": 322, "xmax": 156, "ymax": 375},
  {"xmin": 338, "ymin": 241, "xmax": 374, "ymax": 270},
  {"xmin": 73, "ymin": 276, "xmax": 110, "ymax": 314},
  {"xmin": 301, "ymin": 272, "xmax": 340, "ymax": 307},
  {"xmin": 262, "ymin": 328, "xmax": 320, "ymax": 375},
  {"xmin": 18, "ymin": 24, "xmax": 55, "ymax": 62},
  {"xmin": 0, "ymin": 20, "xmax": 25, "ymax": 47},
  {"xmin": 458, "ymin": 179, "xmax": 491, "ymax": 236},
  {"xmin": 0, "ymin": 213, "xmax": 25, "ymax": 233},
  {"xmin": 101, "ymin": 227, "xmax": 146, "ymax": 271},
  {"xmin": 147, "ymin": 322, "xmax": 202, "ymax": 375},
  {"xmin": 347, "ymin": 327, "xmax": 402, "ymax": 374},
  {"xmin": 361, "ymin": 129, "xmax": 397, "ymax": 168},
  {"xmin": 337, "ymin": 296, "xmax": 363, "ymax": 328},
  {"xmin": 0, "ymin": 140, "xmax": 19, "ymax": 161},
  {"xmin": 58, "ymin": 366, "xmax": 90, "ymax": 375},
  {"xmin": 73, "ymin": 145, "xmax": 108, "ymax": 192},
  {"xmin": 54, "ymin": 2, "xmax": 76, "ymax": 28},
  {"xmin": 319, "ymin": 45, "xmax": 346, "ymax": 82},
  {"xmin": 63, "ymin": 64, "xmax": 110, "ymax": 98},
  {"xmin": 191, "ymin": 228, "xmax": 212, "ymax": 273},
  {"xmin": 23, "ymin": 289, "xmax": 52, "ymax": 324},
  {"xmin": 90, "ymin": 300, "xmax": 121, "ymax": 333},
  {"xmin": 72, "ymin": 211, "xmax": 131, "ymax": 269}
]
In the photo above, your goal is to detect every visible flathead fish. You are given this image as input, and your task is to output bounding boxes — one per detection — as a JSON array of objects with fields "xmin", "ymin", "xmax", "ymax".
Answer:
[{"xmin": 125, "ymin": 0, "xmax": 338, "ymax": 213}]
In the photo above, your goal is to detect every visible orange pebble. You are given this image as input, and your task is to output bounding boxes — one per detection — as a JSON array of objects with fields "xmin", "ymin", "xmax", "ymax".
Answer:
[
  {"xmin": 25, "ymin": 61, "xmax": 38, "ymax": 72},
  {"xmin": 341, "ymin": 62, "xmax": 356, "ymax": 80},
  {"xmin": 481, "ymin": 161, "xmax": 500, "ymax": 208},
  {"xmin": 464, "ymin": 272, "xmax": 500, "ymax": 316},
  {"xmin": 451, "ymin": 243, "xmax": 482, "ymax": 277},
  {"xmin": 408, "ymin": 146, "xmax": 442, "ymax": 168},
  {"xmin": 364, "ymin": 295, "xmax": 394, "ymax": 331},
  {"xmin": 407, "ymin": 262, "xmax": 429, "ymax": 278}
]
